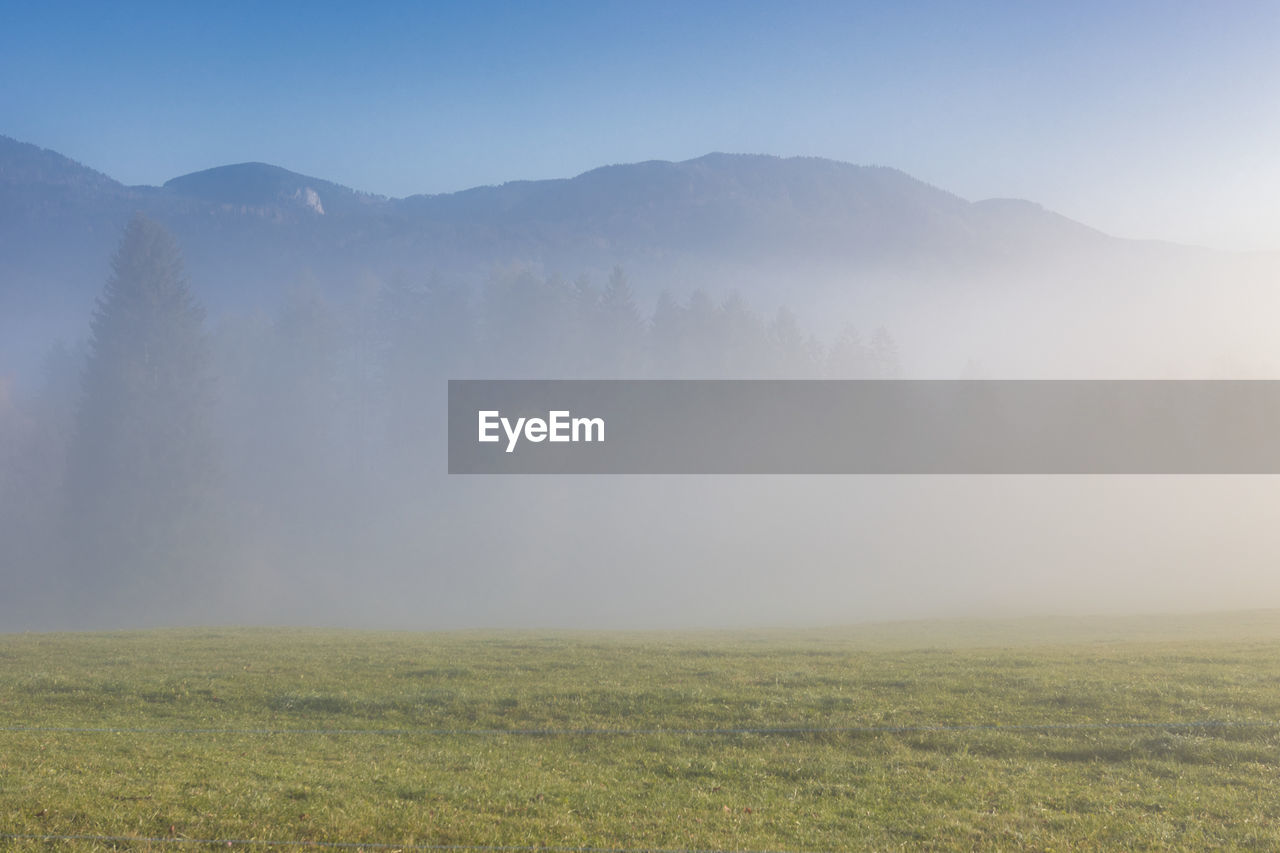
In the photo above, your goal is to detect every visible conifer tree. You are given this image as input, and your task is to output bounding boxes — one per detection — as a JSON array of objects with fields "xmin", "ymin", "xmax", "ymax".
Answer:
[
  {"xmin": 597, "ymin": 266, "xmax": 644, "ymax": 375},
  {"xmin": 64, "ymin": 214, "xmax": 219, "ymax": 616}
]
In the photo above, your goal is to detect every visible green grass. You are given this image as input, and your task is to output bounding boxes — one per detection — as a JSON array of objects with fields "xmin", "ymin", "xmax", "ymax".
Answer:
[{"xmin": 3, "ymin": 613, "xmax": 1280, "ymax": 850}]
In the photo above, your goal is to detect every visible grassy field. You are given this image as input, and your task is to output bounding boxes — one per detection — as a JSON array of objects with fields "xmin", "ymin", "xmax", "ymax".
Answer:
[{"xmin": 3, "ymin": 613, "xmax": 1280, "ymax": 850}]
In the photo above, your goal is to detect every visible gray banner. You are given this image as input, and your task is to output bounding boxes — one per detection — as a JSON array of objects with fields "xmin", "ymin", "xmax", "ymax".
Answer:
[{"xmin": 447, "ymin": 380, "xmax": 1280, "ymax": 474}]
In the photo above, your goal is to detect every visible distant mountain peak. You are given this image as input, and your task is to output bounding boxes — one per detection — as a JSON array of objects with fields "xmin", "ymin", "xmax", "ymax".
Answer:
[
  {"xmin": 164, "ymin": 163, "xmax": 327, "ymax": 207},
  {"xmin": 159, "ymin": 162, "xmax": 384, "ymax": 217}
]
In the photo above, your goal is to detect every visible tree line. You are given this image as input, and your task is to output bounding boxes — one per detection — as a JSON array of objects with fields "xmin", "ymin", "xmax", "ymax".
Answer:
[{"xmin": 0, "ymin": 215, "xmax": 901, "ymax": 626}]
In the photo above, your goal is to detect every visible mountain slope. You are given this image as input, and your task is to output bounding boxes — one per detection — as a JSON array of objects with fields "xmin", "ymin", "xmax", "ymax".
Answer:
[{"xmin": 0, "ymin": 135, "xmax": 122, "ymax": 193}]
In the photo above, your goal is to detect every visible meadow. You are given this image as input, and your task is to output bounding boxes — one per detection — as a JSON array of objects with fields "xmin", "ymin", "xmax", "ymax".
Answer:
[{"xmin": 3, "ymin": 612, "xmax": 1280, "ymax": 850}]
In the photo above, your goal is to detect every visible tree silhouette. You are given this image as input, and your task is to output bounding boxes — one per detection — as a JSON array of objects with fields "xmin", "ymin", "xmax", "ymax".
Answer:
[
  {"xmin": 768, "ymin": 306, "xmax": 820, "ymax": 378},
  {"xmin": 648, "ymin": 290, "xmax": 686, "ymax": 376},
  {"xmin": 596, "ymin": 266, "xmax": 645, "ymax": 376},
  {"xmin": 64, "ymin": 214, "xmax": 219, "ymax": 616}
]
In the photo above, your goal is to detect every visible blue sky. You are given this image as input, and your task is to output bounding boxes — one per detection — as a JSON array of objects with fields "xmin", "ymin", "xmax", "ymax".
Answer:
[{"xmin": 2, "ymin": 1, "xmax": 1277, "ymax": 249}]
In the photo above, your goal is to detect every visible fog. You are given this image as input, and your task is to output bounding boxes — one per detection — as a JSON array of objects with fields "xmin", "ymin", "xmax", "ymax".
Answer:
[{"xmin": 4, "ymin": 184, "xmax": 1280, "ymax": 632}]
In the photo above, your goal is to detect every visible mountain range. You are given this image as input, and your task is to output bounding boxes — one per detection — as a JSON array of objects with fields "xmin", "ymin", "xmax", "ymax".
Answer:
[{"xmin": 1, "ymin": 134, "xmax": 1274, "ymax": 380}]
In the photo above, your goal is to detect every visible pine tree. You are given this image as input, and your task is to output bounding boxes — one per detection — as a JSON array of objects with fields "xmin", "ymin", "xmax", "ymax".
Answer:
[
  {"xmin": 597, "ymin": 266, "xmax": 644, "ymax": 376},
  {"xmin": 716, "ymin": 292, "xmax": 767, "ymax": 377},
  {"xmin": 64, "ymin": 214, "xmax": 219, "ymax": 617},
  {"xmin": 768, "ymin": 306, "xmax": 819, "ymax": 378},
  {"xmin": 648, "ymin": 290, "xmax": 685, "ymax": 377}
]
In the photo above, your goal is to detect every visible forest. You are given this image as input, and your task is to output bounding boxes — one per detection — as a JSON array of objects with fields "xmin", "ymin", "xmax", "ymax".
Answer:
[{"xmin": 0, "ymin": 215, "xmax": 901, "ymax": 629}]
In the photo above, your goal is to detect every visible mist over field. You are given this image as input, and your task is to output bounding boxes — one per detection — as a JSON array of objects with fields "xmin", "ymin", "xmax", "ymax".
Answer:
[
  {"xmin": 10, "ymin": 8, "xmax": 1280, "ymax": 851},
  {"xmin": 3, "ymin": 137, "xmax": 1280, "ymax": 631}
]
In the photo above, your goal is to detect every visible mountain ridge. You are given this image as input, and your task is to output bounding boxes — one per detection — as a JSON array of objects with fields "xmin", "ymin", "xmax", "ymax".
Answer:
[
  {"xmin": 1, "ymin": 133, "xmax": 1232, "ymax": 382},
  {"xmin": 0, "ymin": 133, "xmax": 1052, "ymax": 223}
]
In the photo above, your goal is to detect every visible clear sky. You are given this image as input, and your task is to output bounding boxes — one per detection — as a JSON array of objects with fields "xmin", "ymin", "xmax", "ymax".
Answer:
[{"xmin": 2, "ymin": 1, "xmax": 1277, "ymax": 250}]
